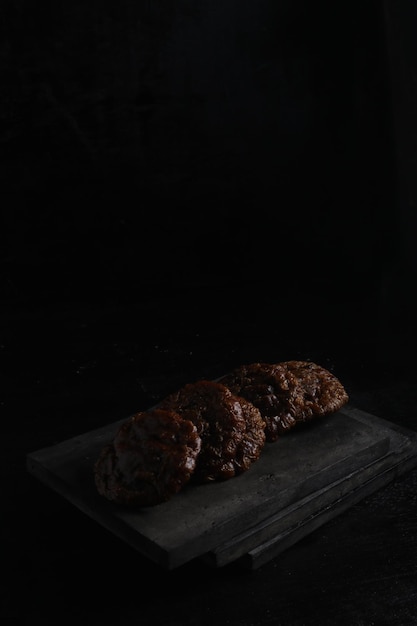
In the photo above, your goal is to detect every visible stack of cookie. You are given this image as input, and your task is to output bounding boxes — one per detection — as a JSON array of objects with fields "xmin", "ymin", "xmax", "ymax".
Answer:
[{"xmin": 94, "ymin": 361, "xmax": 349, "ymax": 507}]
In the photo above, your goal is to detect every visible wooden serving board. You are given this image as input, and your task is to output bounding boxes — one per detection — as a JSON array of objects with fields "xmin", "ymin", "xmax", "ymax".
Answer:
[{"xmin": 26, "ymin": 405, "xmax": 417, "ymax": 570}]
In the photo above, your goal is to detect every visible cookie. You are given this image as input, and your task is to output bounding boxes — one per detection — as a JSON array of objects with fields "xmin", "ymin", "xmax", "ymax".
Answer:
[
  {"xmin": 94, "ymin": 408, "xmax": 202, "ymax": 507},
  {"xmin": 218, "ymin": 361, "xmax": 349, "ymax": 442},
  {"xmin": 283, "ymin": 360, "xmax": 349, "ymax": 420},
  {"xmin": 158, "ymin": 379, "xmax": 266, "ymax": 483}
]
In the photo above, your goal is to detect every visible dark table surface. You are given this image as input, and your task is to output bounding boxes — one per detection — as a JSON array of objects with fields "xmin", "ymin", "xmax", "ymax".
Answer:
[{"xmin": 3, "ymin": 284, "xmax": 417, "ymax": 626}]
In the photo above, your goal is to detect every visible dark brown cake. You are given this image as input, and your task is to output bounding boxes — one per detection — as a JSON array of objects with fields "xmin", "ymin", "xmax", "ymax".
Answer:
[
  {"xmin": 158, "ymin": 379, "xmax": 266, "ymax": 483},
  {"xmin": 94, "ymin": 408, "xmax": 202, "ymax": 507},
  {"xmin": 218, "ymin": 361, "xmax": 349, "ymax": 442}
]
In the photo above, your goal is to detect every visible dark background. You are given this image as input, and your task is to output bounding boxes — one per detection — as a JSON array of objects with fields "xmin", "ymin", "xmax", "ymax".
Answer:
[
  {"xmin": 2, "ymin": 0, "xmax": 416, "ymax": 403},
  {"xmin": 0, "ymin": 1, "xmax": 399, "ymax": 309},
  {"xmin": 2, "ymin": 1, "xmax": 417, "ymax": 625}
]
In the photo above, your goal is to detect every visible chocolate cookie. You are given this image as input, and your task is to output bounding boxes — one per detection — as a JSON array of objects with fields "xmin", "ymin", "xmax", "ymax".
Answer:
[
  {"xmin": 283, "ymin": 360, "xmax": 349, "ymax": 420},
  {"xmin": 218, "ymin": 361, "xmax": 349, "ymax": 442},
  {"xmin": 158, "ymin": 379, "xmax": 266, "ymax": 483},
  {"xmin": 94, "ymin": 408, "xmax": 202, "ymax": 507}
]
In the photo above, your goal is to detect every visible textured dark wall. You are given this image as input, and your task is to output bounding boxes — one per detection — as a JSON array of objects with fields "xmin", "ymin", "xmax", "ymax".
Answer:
[{"xmin": 1, "ymin": 1, "xmax": 397, "ymax": 323}]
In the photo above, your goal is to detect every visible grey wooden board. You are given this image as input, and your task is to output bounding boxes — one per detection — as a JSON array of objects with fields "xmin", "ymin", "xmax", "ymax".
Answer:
[
  {"xmin": 26, "ymin": 405, "xmax": 417, "ymax": 570},
  {"xmin": 240, "ymin": 407, "xmax": 417, "ymax": 569},
  {"xmin": 207, "ymin": 446, "xmax": 415, "ymax": 567},
  {"xmin": 243, "ymin": 453, "xmax": 417, "ymax": 570},
  {"xmin": 204, "ymin": 405, "xmax": 417, "ymax": 568}
]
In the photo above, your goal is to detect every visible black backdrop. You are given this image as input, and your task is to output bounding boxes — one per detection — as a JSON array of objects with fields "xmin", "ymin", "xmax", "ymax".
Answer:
[{"xmin": 1, "ymin": 1, "xmax": 415, "ymax": 379}]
